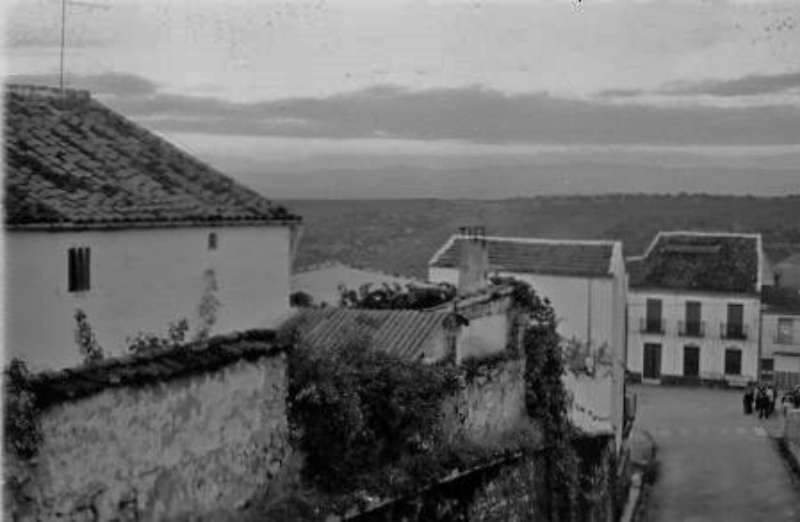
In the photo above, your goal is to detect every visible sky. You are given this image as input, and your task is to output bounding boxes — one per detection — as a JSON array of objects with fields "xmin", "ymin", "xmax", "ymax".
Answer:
[{"xmin": 4, "ymin": 0, "xmax": 800, "ymax": 197}]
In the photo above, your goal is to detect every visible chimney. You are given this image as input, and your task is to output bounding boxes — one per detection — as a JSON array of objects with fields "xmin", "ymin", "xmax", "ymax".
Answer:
[{"xmin": 457, "ymin": 226, "xmax": 489, "ymax": 295}]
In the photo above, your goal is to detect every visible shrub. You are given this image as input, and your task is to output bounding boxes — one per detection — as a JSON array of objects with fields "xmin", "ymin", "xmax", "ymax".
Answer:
[
  {"xmin": 74, "ymin": 309, "xmax": 104, "ymax": 364},
  {"xmin": 287, "ymin": 335, "xmax": 459, "ymax": 493},
  {"xmin": 3, "ymin": 359, "xmax": 42, "ymax": 459}
]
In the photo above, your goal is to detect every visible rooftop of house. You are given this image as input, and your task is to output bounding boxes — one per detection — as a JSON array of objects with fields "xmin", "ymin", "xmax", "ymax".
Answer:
[
  {"xmin": 627, "ymin": 231, "xmax": 762, "ymax": 294},
  {"xmin": 4, "ymin": 84, "xmax": 300, "ymax": 229},
  {"xmin": 762, "ymin": 285, "xmax": 800, "ymax": 315},
  {"xmin": 428, "ymin": 235, "xmax": 618, "ymax": 279},
  {"xmin": 281, "ymin": 307, "xmax": 455, "ymax": 361}
]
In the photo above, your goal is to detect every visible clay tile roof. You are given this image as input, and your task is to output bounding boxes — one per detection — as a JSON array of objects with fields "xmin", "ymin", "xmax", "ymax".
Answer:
[
  {"xmin": 628, "ymin": 231, "xmax": 761, "ymax": 294},
  {"xmin": 429, "ymin": 236, "xmax": 615, "ymax": 278},
  {"xmin": 283, "ymin": 307, "xmax": 451, "ymax": 361},
  {"xmin": 4, "ymin": 84, "xmax": 300, "ymax": 228}
]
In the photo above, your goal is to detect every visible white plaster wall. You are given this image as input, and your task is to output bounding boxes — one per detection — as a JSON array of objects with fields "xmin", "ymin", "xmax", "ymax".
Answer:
[
  {"xmin": 627, "ymin": 290, "xmax": 761, "ymax": 381},
  {"xmin": 776, "ymin": 354, "xmax": 800, "ymax": 373},
  {"xmin": 456, "ymin": 313, "xmax": 508, "ymax": 363},
  {"xmin": 761, "ymin": 313, "xmax": 800, "ymax": 359},
  {"xmin": 6, "ymin": 225, "xmax": 291, "ymax": 370},
  {"xmin": 429, "ymin": 267, "xmax": 616, "ymax": 349}
]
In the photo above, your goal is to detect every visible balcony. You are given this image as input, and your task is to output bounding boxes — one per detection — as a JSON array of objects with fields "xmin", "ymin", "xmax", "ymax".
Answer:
[
  {"xmin": 720, "ymin": 323, "xmax": 748, "ymax": 340},
  {"xmin": 774, "ymin": 334, "xmax": 796, "ymax": 345},
  {"xmin": 678, "ymin": 320, "xmax": 705, "ymax": 338},
  {"xmin": 640, "ymin": 318, "xmax": 666, "ymax": 335}
]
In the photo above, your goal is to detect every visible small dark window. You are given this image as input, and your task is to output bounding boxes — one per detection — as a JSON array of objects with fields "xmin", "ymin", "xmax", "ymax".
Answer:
[
  {"xmin": 760, "ymin": 358, "xmax": 774, "ymax": 372},
  {"xmin": 208, "ymin": 232, "xmax": 218, "ymax": 250},
  {"xmin": 68, "ymin": 247, "xmax": 91, "ymax": 292},
  {"xmin": 724, "ymin": 348, "xmax": 742, "ymax": 375}
]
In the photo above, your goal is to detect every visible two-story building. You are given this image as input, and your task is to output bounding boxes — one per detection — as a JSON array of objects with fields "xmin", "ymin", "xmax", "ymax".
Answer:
[
  {"xmin": 760, "ymin": 284, "xmax": 800, "ymax": 389},
  {"xmin": 428, "ymin": 229, "xmax": 628, "ymax": 448},
  {"xmin": 4, "ymin": 84, "xmax": 301, "ymax": 370},
  {"xmin": 626, "ymin": 231, "xmax": 764, "ymax": 386}
]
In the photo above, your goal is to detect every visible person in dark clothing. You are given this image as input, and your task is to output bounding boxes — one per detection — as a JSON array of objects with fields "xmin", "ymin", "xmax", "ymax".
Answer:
[
  {"xmin": 743, "ymin": 387, "xmax": 753, "ymax": 414},
  {"xmin": 757, "ymin": 387, "xmax": 768, "ymax": 419}
]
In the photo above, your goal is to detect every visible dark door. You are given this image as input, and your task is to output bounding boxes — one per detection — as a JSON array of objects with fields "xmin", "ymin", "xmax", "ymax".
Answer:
[
  {"xmin": 646, "ymin": 299, "xmax": 663, "ymax": 333},
  {"xmin": 683, "ymin": 346, "xmax": 700, "ymax": 377},
  {"xmin": 644, "ymin": 343, "xmax": 662, "ymax": 379}
]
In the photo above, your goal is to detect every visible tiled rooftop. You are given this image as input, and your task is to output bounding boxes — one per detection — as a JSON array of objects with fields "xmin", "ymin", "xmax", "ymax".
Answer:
[
  {"xmin": 4, "ymin": 84, "xmax": 300, "ymax": 228},
  {"xmin": 762, "ymin": 285, "xmax": 800, "ymax": 314},
  {"xmin": 282, "ymin": 307, "xmax": 451, "ymax": 361},
  {"xmin": 628, "ymin": 232, "xmax": 761, "ymax": 294},
  {"xmin": 429, "ymin": 236, "xmax": 615, "ymax": 278}
]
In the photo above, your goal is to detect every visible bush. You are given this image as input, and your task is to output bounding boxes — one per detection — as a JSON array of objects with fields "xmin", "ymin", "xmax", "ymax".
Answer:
[
  {"xmin": 287, "ymin": 335, "xmax": 459, "ymax": 493},
  {"xmin": 3, "ymin": 359, "xmax": 42, "ymax": 459}
]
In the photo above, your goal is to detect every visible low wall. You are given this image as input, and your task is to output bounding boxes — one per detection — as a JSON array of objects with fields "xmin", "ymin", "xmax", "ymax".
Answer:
[
  {"xmin": 786, "ymin": 409, "xmax": 800, "ymax": 465},
  {"xmin": 5, "ymin": 336, "xmax": 292, "ymax": 521},
  {"xmin": 441, "ymin": 357, "xmax": 528, "ymax": 444}
]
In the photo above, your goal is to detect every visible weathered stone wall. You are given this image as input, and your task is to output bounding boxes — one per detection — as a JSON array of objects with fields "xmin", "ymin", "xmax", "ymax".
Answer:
[
  {"xmin": 7, "ymin": 354, "xmax": 291, "ymax": 521},
  {"xmin": 441, "ymin": 357, "xmax": 528, "ymax": 444},
  {"xmin": 345, "ymin": 435, "xmax": 617, "ymax": 522}
]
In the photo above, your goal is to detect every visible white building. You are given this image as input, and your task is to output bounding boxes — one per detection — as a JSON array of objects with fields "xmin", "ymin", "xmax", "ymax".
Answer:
[
  {"xmin": 760, "ymin": 285, "xmax": 800, "ymax": 389},
  {"xmin": 428, "ymin": 232, "xmax": 628, "ymax": 448},
  {"xmin": 626, "ymin": 231, "xmax": 764, "ymax": 386},
  {"xmin": 4, "ymin": 85, "xmax": 301, "ymax": 370}
]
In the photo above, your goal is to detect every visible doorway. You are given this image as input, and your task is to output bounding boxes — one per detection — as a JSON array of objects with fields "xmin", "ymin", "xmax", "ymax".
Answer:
[
  {"xmin": 683, "ymin": 345, "xmax": 700, "ymax": 377},
  {"xmin": 644, "ymin": 343, "xmax": 662, "ymax": 380}
]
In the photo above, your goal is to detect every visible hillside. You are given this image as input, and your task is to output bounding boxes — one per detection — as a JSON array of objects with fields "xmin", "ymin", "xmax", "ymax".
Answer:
[{"xmin": 287, "ymin": 195, "xmax": 800, "ymax": 279}]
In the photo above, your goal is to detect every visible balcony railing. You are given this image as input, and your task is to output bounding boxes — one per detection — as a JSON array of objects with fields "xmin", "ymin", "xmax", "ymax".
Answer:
[
  {"xmin": 640, "ymin": 318, "xmax": 665, "ymax": 335},
  {"xmin": 720, "ymin": 323, "xmax": 748, "ymax": 340},
  {"xmin": 678, "ymin": 320, "xmax": 705, "ymax": 338}
]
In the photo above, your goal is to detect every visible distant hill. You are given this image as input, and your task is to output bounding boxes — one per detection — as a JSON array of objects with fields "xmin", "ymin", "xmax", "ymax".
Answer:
[{"xmin": 286, "ymin": 195, "xmax": 800, "ymax": 279}]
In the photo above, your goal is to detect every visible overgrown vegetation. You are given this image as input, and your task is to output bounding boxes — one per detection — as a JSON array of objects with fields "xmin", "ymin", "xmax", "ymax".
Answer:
[
  {"xmin": 517, "ymin": 280, "xmax": 581, "ymax": 522},
  {"xmin": 195, "ymin": 269, "xmax": 221, "ymax": 341},
  {"xmin": 126, "ymin": 319, "xmax": 189, "ymax": 356},
  {"xmin": 338, "ymin": 282, "xmax": 457, "ymax": 310},
  {"xmin": 287, "ymin": 334, "xmax": 460, "ymax": 494},
  {"xmin": 74, "ymin": 308, "xmax": 104, "ymax": 364},
  {"xmin": 3, "ymin": 359, "xmax": 42, "ymax": 459}
]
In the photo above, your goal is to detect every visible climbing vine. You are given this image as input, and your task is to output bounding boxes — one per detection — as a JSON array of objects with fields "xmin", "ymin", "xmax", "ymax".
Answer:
[
  {"xmin": 74, "ymin": 308, "xmax": 104, "ymax": 364},
  {"xmin": 3, "ymin": 358, "xmax": 42, "ymax": 459}
]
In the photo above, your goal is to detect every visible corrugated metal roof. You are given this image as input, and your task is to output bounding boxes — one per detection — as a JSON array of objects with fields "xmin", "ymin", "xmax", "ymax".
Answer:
[
  {"xmin": 285, "ymin": 307, "xmax": 451, "ymax": 360},
  {"xmin": 4, "ymin": 85, "xmax": 300, "ymax": 228},
  {"xmin": 429, "ymin": 236, "xmax": 615, "ymax": 278}
]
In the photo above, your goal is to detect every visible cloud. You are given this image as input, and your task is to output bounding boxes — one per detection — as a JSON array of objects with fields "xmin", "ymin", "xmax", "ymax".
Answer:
[
  {"xmin": 665, "ymin": 71, "xmax": 800, "ymax": 97},
  {"xmin": 7, "ymin": 72, "xmax": 158, "ymax": 97},
  {"xmin": 8, "ymin": 72, "xmax": 800, "ymax": 147}
]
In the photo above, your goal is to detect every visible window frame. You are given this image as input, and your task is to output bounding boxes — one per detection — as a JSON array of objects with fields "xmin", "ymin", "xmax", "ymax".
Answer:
[
  {"xmin": 68, "ymin": 246, "xmax": 91, "ymax": 293},
  {"xmin": 724, "ymin": 348, "xmax": 742, "ymax": 376}
]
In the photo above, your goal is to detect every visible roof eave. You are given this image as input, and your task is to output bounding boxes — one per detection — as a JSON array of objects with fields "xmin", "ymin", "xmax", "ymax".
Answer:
[{"xmin": 5, "ymin": 216, "xmax": 303, "ymax": 232}]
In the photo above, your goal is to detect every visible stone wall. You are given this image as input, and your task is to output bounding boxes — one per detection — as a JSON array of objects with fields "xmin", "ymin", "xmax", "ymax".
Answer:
[
  {"xmin": 6, "ymin": 350, "xmax": 292, "ymax": 521},
  {"xmin": 345, "ymin": 435, "xmax": 617, "ymax": 522},
  {"xmin": 785, "ymin": 409, "xmax": 800, "ymax": 465},
  {"xmin": 441, "ymin": 357, "xmax": 528, "ymax": 444}
]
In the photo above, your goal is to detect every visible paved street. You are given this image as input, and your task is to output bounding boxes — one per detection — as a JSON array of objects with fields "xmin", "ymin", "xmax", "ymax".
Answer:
[{"xmin": 632, "ymin": 384, "xmax": 800, "ymax": 522}]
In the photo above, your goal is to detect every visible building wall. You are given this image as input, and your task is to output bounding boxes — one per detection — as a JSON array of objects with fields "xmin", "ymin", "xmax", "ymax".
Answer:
[
  {"xmin": 761, "ymin": 312, "xmax": 800, "ymax": 360},
  {"xmin": 429, "ymin": 267, "xmax": 616, "ymax": 350},
  {"xmin": 430, "ymin": 263, "xmax": 627, "ymax": 448},
  {"xmin": 627, "ymin": 290, "xmax": 761, "ymax": 383},
  {"xmin": 6, "ymin": 225, "xmax": 292, "ymax": 370},
  {"xmin": 441, "ymin": 358, "xmax": 528, "ymax": 445},
  {"xmin": 456, "ymin": 313, "xmax": 509, "ymax": 363},
  {"xmin": 6, "ymin": 355, "xmax": 292, "ymax": 521}
]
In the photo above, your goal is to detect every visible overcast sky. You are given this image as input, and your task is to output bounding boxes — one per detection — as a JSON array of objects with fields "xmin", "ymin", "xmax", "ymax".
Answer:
[{"xmin": 4, "ymin": 0, "xmax": 800, "ymax": 195}]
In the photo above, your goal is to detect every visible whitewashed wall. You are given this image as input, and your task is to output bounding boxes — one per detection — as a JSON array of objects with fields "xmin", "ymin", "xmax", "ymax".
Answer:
[
  {"xmin": 6, "ymin": 225, "xmax": 292, "ymax": 370},
  {"xmin": 627, "ymin": 290, "xmax": 760, "ymax": 382},
  {"xmin": 762, "ymin": 312, "xmax": 800, "ymax": 360}
]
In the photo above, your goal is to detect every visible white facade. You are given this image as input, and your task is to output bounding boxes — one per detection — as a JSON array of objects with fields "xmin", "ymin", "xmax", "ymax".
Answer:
[
  {"xmin": 761, "ymin": 311, "xmax": 800, "ymax": 387},
  {"xmin": 5, "ymin": 224, "xmax": 294, "ymax": 370},
  {"xmin": 429, "ymin": 240, "xmax": 628, "ymax": 448},
  {"xmin": 627, "ymin": 290, "xmax": 761, "ymax": 384}
]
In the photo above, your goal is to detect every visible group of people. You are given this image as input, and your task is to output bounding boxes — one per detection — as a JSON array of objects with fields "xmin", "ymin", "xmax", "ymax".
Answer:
[{"xmin": 743, "ymin": 384, "xmax": 800, "ymax": 418}]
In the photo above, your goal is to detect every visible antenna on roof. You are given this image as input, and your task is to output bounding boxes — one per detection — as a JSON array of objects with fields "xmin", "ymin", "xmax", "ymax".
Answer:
[{"xmin": 58, "ymin": 0, "xmax": 111, "ymax": 95}]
